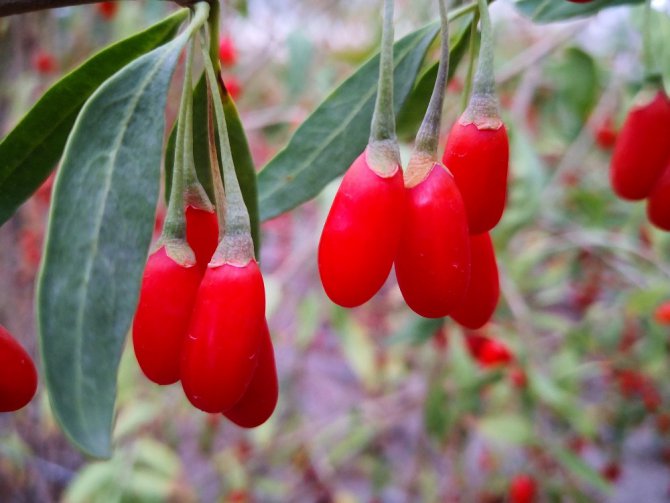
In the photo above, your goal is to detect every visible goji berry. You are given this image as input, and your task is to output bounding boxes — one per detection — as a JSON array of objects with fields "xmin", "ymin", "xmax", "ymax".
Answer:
[
  {"xmin": 647, "ymin": 162, "xmax": 670, "ymax": 231},
  {"xmin": 219, "ymin": 36, "xmax": 237, "ymax": 67},
  {"xmin": 509, "ymin": 474, "xmax": 537, "ymax": 503},
  {"xmin": 185, "ymin": 205, "xmax": 218, "ymax": 270},
  {"xmin": 0, "ymin": 325, "xmax": 37, "ymax": 412}
]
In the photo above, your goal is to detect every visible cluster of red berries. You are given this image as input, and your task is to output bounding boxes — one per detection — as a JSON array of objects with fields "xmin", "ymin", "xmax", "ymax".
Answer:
[
  {"xmin": 0, "ymin": 325, "xmax": 37, "ymax": 413},
  {"xmin": 319, "ymin": 0, "xmax": 506, "ymax": 332},
  {"xmin": 132, "ymin": 40, "xmax": 276, "ymax": 428},
  {"xmin": 133, "ymin": 178, "xmax": 277, "ymax": 429},
  {"xmin": 610, "ymin": 86, "xmax": 670, "ymax": 231}
]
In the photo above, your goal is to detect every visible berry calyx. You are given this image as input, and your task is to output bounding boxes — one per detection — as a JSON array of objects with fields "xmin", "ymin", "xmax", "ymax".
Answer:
[
  {"xmin": 0, "ymin": 325, "xmax": 37, "ymax": 412},
  {"xmin": 224, "ymin": 320, "xmax": 278, "ymax": 428},
  {"xmin": 451, "ymin": 232, "xmax": 499, "ymax": 329}
]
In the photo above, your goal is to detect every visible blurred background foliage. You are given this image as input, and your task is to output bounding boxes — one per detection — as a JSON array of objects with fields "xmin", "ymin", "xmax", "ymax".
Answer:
[{"xmin": 1, "ymin": 0, "xmax": 670, "ymax": 501}]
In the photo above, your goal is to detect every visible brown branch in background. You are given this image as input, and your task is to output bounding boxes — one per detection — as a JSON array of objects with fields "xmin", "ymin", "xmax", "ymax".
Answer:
[{"xmin": 0, "ymin": 0, "xmax": 205, "ymax": 17}]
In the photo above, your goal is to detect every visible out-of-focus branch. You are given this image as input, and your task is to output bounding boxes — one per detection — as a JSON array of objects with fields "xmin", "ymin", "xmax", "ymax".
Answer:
[{"xmin": 0, "ymin": 0, "xmax": 205, "ymax": 17}]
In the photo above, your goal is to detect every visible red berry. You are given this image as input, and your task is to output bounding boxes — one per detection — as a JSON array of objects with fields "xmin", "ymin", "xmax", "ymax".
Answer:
[
  {"xmin": 509, "ymin": 367, "xmax": 527, "ymax": 389},
  {"xmin": 610, "ymin": 88, "xmax": 670, "ymax": 200},
  {"xmin": 602, "ymin": 461, "xmax": 621, "ymax": 482},
  {"xmin": 224, "ymin": 321, "xmax": 278, "ymax": 428},
  {"xmin": 223, "ymin": 75, "xmax": 242, "ymax": 101},
  {"xmin": 647, "ymin": 162, "xmax": 670, "ymax": 231},
  {"xmin": 96, "ymin": 1, "xmax": 118, "ymax": 20},
  {"xmin": 395, "ymin": 164, "xmax": 470, "ymax": 318},
  {"xmin": 132, "ymin": 246, "xmax": 202, "ymax": 385},
  {"xmin": 467, "ymin": 334, "xmax": 513, "ymax": 367},
  {"xmin": 219, "ymin": 36, "xmax": 237, "ymax": 67},
  {"xmin": 451, "ymin": 232, "xmax": 499, "ymax": 329},
  {"xmin": 442, "ymin": 120, "xmax": 509, "ymax": 234},
  {"xmin": 32, "ymin": 51, "xmax": 56, "ymax": 74},
  {"xmin": 655, "ymin": 301, "xmax": 670, "ymax": 325},
  {"xmin": 185, "ymin": 205, "xmax": 218, "ymax": 269},
  {"xmin": 595, "ymin": 117, "xmax": 618, "ymax": 149},
  {"xmin": 509, "ymin": 474, "xmax": 537, "ymax": 503},
  {"xmin": 181, "ymin": 260, "xmax": 265, "ymax": 413},
  {"xmin": 0, "ymin": 325, "xmax": 38, "ymax": 412},
  {"xmin": 319, "ymin": 150, "xmax": 405, "ymax": 307}
]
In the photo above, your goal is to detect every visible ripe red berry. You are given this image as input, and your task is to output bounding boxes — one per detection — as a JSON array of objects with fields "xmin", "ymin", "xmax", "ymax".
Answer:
[
  {"xmin": 509, "ymin": 367, "xmax": 527, "ymax": 389},
  {"xmin": 185, "ymin": 205, "xmax": 218, "ymax": 269},
  {"xmin": 509, "ymin": 474, "xmax": 537, "ymax": 503},
  {"xmin": 602, "ymin": 461, "xmax": 621, "ymax": 482},
  {"xmin": 96, "ymin": 1, "xmax": 118, "ymax": 20},
  {"xmin": 595, "ymin": 117, "xmax": 617, "ymax": 149},
  {"xmin": 395, "ymin": 164, "xmax": 470, "ymax": 318},
  {"xmin": 610, "ymin": 88, "xmax": 670, "ymax": 200},
  {"xmin": 219, "ymin": 36, "xmax": 237, "ymax": 67},
  {"xmin": 132, "ymin": 246, "xmax": 202, "ymax": 385},
  {"xmin": 223, "ymin": 75, "xmax": 242, "ymax": 101},
  {"xmin": 224, "ymin": 321, "xmax": 278, "ymax": 428},
  {"xmin": 451, "ymin": 232, "xmax": 499, "ymax": 329},
  {"xmin": 181, "ymin": 260, "xmax": 265, "ymax": 413},
  {"xmin": 32, "ymin": 50, "xmax": 56, "ymax": 74},
  {"xmin": 0, "ymin": 325, "xmax": 38, "ymax": 412},
  {"xmin": 442, "ymin": 119, "xmax": 509, "ymax": 235},
  {"xmin": 319, "ymin": 150, "xmax": 405, "ymax": 307},
  {"xmin": 655, "ymin": 301, "xmax": 670, "ymax": 325},
  {"xmin": 647, "ymin": 162, "xmax": 670, "ymax": 232},
  {"xmin": 467, "ymin": 334, "xmax": 513, "ymax": 368}
]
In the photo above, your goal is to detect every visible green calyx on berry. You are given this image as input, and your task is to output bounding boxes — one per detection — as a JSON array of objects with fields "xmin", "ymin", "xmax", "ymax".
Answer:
[
  {"xmin": 459, "ymin": 0, "xmax": 502, "ymax": 130},
  {"xmin": 200, "ymin": 28, "xmax": 254, "ymax": 267},
  {"xmin": 367, "ymin": 0, "xmax": 401, "ymax": 177},
  {"xmin": 405, "ymin": 0, "xmax": 450, "ymax": 187}
]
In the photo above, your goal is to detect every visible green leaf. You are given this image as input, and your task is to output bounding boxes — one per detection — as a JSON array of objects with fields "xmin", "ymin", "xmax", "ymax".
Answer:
[
  {"xmin": 257, "ymin": 22, "xmax": 441, "ymax": 222},
  {"xmin": 514, "ymin": 0, "xmax": 644, "ymax": 23},
  {"xmin": 478, "ymin": 413, "xmax": 533, "ymax": 445},
  {"xmin": 164, "ymin": 75, "xmax": 260, "ymax": 256},
  {"xmin": 396, "ymin": 17, "xmax": 473, "ymax": 139},
  {"xmin": 0, "ymin": 10, "xmax": 187, "ymax": 226},
  {"xmin": 37, "ymin": 28, "xmax": 193, "ymax": 459},
  {"xmin": 551, "ymin": 445, "xmax": 612, "ymax": 494}
]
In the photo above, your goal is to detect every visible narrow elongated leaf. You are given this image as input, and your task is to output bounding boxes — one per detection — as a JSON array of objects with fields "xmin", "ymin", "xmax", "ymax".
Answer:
[
  {"xmin": 164, "ymin": 75, "xmax": 260, "ymax": 256},
  {"xmin": 257, "ymin": 23, "xmax": 440, "ymax": 222},
  {"xmin": 0, "ymin": 10, "xmax": 187, "ymax": 226},
  {"xmin": 37, "ymin": 28, "xmax": 193, "ymax": 459},
  {"xmin": 514, "ymin": 0, "xmax": 643, "ymax": 23}
]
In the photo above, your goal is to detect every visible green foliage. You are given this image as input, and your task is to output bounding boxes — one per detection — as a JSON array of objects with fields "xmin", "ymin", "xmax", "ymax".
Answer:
[
  {"xmin": 37, "ymin": 27, "xmax": 192, "ymax": 459},
  {"xmin": 257, "ymin": 23, "xmax": 440, "ymax": 222},
  {"xmin": 514, "ymin": 0, "xmax": 645, "ymax": 23},
  {"xmin": 0, "ymin": 10, "xmax": 187, "ymax": 226}
]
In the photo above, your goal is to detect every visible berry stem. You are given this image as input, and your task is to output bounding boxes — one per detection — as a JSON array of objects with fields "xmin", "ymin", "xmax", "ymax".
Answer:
[
  {"xmin": 205, "ymin": 81, "xmax": 227, "ymax": 238},
  {"xmin": 472, "ymin": 0, "xmax": 494, "ymax": 99},
  {"xmin": 199, "ymin": 28, "xmax": 254, "ymax": 264},
  {"xmin": 162, "ymin": 34, "xmax": 198, "ymax": 241},
  {"xmin": 207, "ymin": 0, "xmax": 221, "ymax": 74},
  {"xmin": 643, "ymin": 0, "xmax": 660, "ymax": 82},
  {"xmin": 461, "ymin": 12, "xmax": 479, "ymax": 112},
  {"xmin": 412, "ymin": 0, "xmax": 450, "ymax": 160},
  {"xmin": 369, "ymin": 0, "xmax": 397, "ymax": 145}
]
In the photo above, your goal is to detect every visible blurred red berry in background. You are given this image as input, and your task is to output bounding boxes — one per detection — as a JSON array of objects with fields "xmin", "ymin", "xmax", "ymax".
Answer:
[
  {"xmin": 32, "ymin": 50, "xmax": 56, "ymax": 74},
  {"xmin": 219, "ymin": 36, "xmax": 237, "ymax": 67},
  {"xmin": 96, "ymin": 1, "xmax": 118, "ymax": 20}
]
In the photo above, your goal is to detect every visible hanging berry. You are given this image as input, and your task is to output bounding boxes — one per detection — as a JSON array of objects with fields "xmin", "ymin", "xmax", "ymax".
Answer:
[
  {"xmin": 318, "ymin": 0, "xmax": 405, "ymax": 308},
  {"xmin": 181, "ymin": 41, "xmax": 268, "ymax": 414},
  {"xmin": 451, "ymin": 232, "xmax": 499, "ymax": 329},
  {"xmin": 509, "ymin": 474, "xmax": 537, "ymax": 503},
  {"xmin": 133, "ymin": 39, "xmax": 203, "ymax": 386},
  {"xmin": 224, "ymin": 321, "xmax": 278, "ymax": 428},
  {"xmin": 647, "ymin": 161, "xmax": 670, "ymax": 231},
  {"xmin": 395, "ymin": 0, "xmax": 471, "ymax": 319},
  {"xmin": 610, "ymin": 86, "xmax": 670, "ymax": 200},
  {"xmin": 442, "ymin": 0, "xmax": 509, "ymax": 235},
  {"xmin": 0, "ymin": 325, "xmax": 38, "ymax": 412}
]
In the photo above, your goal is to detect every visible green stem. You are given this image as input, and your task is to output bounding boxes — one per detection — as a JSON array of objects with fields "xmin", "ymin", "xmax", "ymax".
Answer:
[
  {"xmin": 206, "ymin": 82, "xmax": 226, "ymax": 237},
  {"xmin": 413, "ymin": 0, "xmax": 450, "ymax": 158},
  {"xmin": 162, "ymin": 23, "xmax": 199, "ymax": 240},
  {"xmin": 208, "ymin": 0, "xmax": 221, "ymax": 74},
  {"xmin": 643, "ymin": 0, "xmax": 659, "ymax": 82},
  {"xmin": 369, "ymin": 0, "xmax": 396, "ymax": 144},
  {"xmin": 461, "ymin": 12, "xmax": 479, "ymax": 112},
  {"xmin": 199, "ymin": 28, "xmax": 253, "ymax": 262},
  {"xmin": 472, "ymin": 0, "xmax": 494, "ymax": 98}
]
